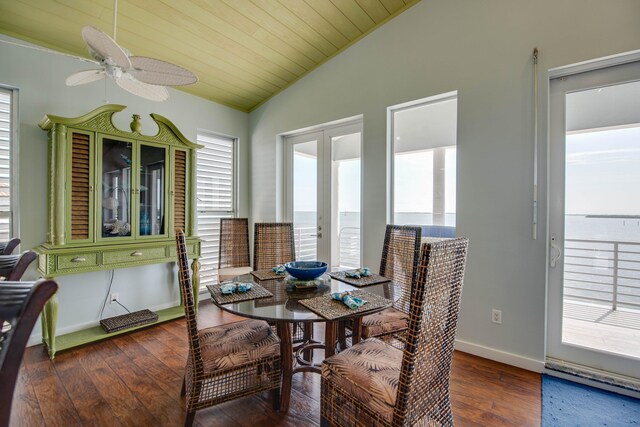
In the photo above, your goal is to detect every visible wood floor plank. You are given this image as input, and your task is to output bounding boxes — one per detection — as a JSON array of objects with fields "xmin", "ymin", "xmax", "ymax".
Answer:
[
  {"xmin": 9, "ymin": 361, "xmax": 45, "ymax": 427},
  {"xmin": 14, "ymin": 302, "xmax": 541, "ymax": 427},
  {"xmin": 23, "ymin": 347, "xmax": 83, "ymax": 427},
  {"xmin": 52, "ymin": 347, "xmax": 124, "ymax": 427},
  {"xmin": 103, "ymin": 344, "xmax": 186, "ymax": 426},
  {"xmin": 76, "ymin": 341, "xmax": 158, "ymax": 426}
]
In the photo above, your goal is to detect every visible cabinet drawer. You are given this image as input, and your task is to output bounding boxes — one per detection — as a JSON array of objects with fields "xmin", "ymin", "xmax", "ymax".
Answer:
[
  {"xmin": 103, "ymin": 246, "xmax": 167, "ymax": 265},
  {"xmin": 57, "ymin": 253, "xmax": 99, "ymax": 270}
]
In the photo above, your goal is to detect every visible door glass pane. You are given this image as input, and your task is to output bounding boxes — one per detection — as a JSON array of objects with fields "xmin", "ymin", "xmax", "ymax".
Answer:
[
  {"xmin": 332, "ymin": 132, "xmax": 361, "ymax": 269},
  {"xmin": 563, "ymin": 80, "xmax": 640, "ymax": 359},
  {"xmin": 293, "ymin": 141, "xmax": 317, "ymax": 261},
  {"xmin": 102, "ymin": 139, "xmax": 132, "ymax": 237},
  {"xmin": 140, "ymin": 145, "xmax": 165, "ymax": 236}
]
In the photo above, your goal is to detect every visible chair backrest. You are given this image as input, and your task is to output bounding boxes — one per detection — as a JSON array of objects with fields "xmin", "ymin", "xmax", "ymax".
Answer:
[
  {"xmin": 0, "ymin": 239, "xmax": 20, "ymax": 255},
  {"xmin": 253, "ymin": 222, "xmax": 295, "ymax": 271},
  {"xmin": 0, "ymin": 279, "xmax": 58, "ymax": 427},
  {"xmin": 0, "ymin": 251, "xmax": 38, "ymax": 281},
  {"xmin": 218, "ymin": 218, "xmax": 250, "ymax": 269},
  {"xmin": 175, "ymin": 230, "xmax": 203, "ymax": 379},
  {"xmin": 393, "ymin": 237, "xmax": 469, "ymax": 427},
  {"xmin": 378, "ymin": 225, "xmax": 422, "ymax": 313}
]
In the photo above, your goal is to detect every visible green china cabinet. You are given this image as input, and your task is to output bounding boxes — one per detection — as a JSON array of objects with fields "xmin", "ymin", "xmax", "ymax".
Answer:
[{"xmin": 36, "ymin": 104, "xmax": 202, "ymax": 358}]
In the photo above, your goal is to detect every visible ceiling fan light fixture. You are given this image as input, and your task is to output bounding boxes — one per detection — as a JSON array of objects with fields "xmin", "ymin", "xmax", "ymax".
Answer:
[{"xmin": 64, "ymin": 0, "xmax": 197, "ymax": 102}]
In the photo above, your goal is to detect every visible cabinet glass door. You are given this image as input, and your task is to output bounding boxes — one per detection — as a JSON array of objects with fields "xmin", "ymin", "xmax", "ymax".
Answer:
[
  {"xmin": 139, "ymin": 144, "xmax": 166, "ymax": 236},
  {"xmin": 101, "ymin": 138, "xmax": 132, "ymax": 237}
]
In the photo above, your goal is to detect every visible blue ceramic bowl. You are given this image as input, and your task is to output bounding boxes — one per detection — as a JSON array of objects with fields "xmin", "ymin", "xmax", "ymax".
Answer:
[{"xmin": 284, "ymin": 261, "xmax": 328, "ymax": 280}]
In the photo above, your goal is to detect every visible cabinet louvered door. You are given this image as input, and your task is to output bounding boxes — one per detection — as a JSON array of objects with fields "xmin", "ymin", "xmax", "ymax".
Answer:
[
  {"xmin": 173, "ymin": 149, "xmax": 187, "ymax": 233},
  {"xmin": 69, "ymin": 131, "xmax": 94, "ymax": 242}
]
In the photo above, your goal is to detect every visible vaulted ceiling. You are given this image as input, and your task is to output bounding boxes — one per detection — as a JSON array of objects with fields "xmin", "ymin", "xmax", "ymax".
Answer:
[{"xmin": 0, "ymin": 0, "xmax": 419, "ymax": 112}]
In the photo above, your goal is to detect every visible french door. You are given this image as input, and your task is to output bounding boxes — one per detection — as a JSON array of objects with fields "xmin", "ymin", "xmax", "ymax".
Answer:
[
  {"xmin": 285, "ymin": 122, "xmax": 362, "ymax": 269},
  {"xmin": 547, "ymin": 59, "xmax": 640, "ymax": 381}
]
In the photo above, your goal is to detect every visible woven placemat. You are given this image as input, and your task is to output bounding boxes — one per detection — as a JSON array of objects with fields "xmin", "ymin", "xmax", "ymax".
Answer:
[
  {"xmin": 250, "ymin": 269, "xmax": 287, "ymax": 281},
  {"xmin": 207, "ymin": 283, "xmax": 273, "ymax": 305},
  {"xmin": 100, "ymin": 309, "xmax": 158, "ymax": 333},
  {"xmin": 329, "ymin": 271, "xmax": 391, "ymax": 287},
  {"xmin": 298, "ymin": 289, "xmax": 393, "ymax": 320}
]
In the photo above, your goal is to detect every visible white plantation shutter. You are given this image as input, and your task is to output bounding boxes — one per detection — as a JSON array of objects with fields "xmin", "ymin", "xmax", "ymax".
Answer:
[
  {"xmin": 0, "ymin": 89, "xmax": 15, "ymax": 240},
  {"xmin": 196, "ymin": 132, "xmax": 235, "ymax": 287}
]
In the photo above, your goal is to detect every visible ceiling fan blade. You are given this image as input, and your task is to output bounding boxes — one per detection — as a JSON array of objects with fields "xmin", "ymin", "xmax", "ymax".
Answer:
[
  {"xmin": 65, "ymin": 69, "xmax": 106, "ymax": 86},
  {"xmin": 116, "ymin": 75, "xmax": 169, "ymax": 102},
  {"xmin": 129, "ymin": 56, "xmax": 198, "ymax": 86},
  {"xmin": 82, "ymin": 26, "xmax": 131, "ymax": 69}
]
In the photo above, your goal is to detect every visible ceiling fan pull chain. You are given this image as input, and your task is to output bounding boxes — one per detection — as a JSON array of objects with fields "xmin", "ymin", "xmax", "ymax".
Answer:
[{"xmin": 113, "ymin": 0, "xmax": 118, "ymax": 41}]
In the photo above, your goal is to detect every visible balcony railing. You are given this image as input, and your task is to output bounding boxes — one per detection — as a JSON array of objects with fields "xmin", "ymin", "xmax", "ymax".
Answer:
[{"xmin": 564, "ymin": 238, "xmax": 640, "ymax": 311}]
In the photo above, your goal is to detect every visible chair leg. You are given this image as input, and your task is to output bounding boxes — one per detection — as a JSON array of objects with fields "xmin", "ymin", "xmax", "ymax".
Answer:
[
  {"xmin": 271, "ymin": 386, "xmax": 281, "ymax": 411},
  {"xmin": 184, "ymin": 411, "xmax": 196, "ymax": 427},
  {"xmin": 180, "ymin": 377, "xmax": 186, "ymax": 397}
]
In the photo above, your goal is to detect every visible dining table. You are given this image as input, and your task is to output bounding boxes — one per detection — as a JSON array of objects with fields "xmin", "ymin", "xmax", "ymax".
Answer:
[{"xmin": 207, "ymin": 271, "xmax": 401, "ymax": 411}]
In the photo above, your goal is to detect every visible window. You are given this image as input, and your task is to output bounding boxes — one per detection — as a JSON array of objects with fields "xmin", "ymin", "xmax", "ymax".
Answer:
[
  {"xmin": 0, "ymin": 87, "xmax": 17, "ymax": 240},
  {"xmin": 390, "ymin": 93, "xmax": 457, "ymax": 229},
  {"xmin": 196, "ymin": 131, "xmax": 235, "ymax": 286}
]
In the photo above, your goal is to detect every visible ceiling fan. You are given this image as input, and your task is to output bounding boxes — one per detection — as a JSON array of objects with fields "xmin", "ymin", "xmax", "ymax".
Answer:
[{"xmin": 57, "ymin": 0, "xmax": 195, "ymax": 102}]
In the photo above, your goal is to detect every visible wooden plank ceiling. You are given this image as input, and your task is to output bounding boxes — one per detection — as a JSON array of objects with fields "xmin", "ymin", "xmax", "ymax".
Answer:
[{"xmin": 0, "ymin": 0, "xmax": 420, "ymax": 112}]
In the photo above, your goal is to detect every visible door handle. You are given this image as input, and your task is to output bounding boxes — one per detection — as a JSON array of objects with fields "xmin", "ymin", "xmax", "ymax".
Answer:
[{"xmin": 550, "ymin": 233, "xmax": 562, "ymax": 268}]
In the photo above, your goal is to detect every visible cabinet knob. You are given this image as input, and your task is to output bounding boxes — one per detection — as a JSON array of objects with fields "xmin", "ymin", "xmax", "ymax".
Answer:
[
  {"xmin": 131, "ymin": 251, "xmax": 143, "ymax": 257},
  {"xmin": 71, "ymin": 256, "xmax": 86, "ymax": 263}
]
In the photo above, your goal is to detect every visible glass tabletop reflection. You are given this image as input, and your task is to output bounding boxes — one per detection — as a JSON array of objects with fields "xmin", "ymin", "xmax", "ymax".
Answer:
[{"xmin": 211, "ymin": 273, "xmax": 401, "ymax": 323}]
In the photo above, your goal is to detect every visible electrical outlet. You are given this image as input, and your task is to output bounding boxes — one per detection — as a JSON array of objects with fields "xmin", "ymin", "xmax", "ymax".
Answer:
[
  {"xmin": 492, "ymin": 309, "xmax": 502, "ymax": 324},
  {"xmin": 110, "ymin": 293, "xmax": 119, "ymax": 304}
]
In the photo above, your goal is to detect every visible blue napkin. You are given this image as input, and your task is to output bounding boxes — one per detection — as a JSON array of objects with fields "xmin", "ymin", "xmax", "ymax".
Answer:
[
  {"xmin": 272, "ymin": 265, "xmax": 286, "ymax": 275},
  {"xmin": 331, "ymin": 291, "xmax": 367, "ymax": 309},
  {"xmin": 220, "ymin": 282, "xmax": 253, "ymax": 294},
  {"xmin": 345, "ymin": 267, "xmax": 371, "ymax": 279}
]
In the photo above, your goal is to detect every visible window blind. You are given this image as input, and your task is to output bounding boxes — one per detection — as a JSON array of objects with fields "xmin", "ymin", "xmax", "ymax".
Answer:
[
  {"xmin": 196, "ymin": 132, "xmax": 235, "ymax": 287},
  {"xmin": 0, "ymin": 90, "xmax": 12, "ymax": 240}
]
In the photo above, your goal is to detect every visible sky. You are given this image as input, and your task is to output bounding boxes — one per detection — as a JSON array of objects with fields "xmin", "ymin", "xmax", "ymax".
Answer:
[{"xmin": 565, "ymin": 126, "xmax": 640, "ymax": 215}]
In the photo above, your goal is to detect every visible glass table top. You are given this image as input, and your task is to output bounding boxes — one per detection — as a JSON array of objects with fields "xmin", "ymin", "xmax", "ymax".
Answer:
[{"xmin": 210, "ymin": 273, "xmax": 402, "ymax": 323}]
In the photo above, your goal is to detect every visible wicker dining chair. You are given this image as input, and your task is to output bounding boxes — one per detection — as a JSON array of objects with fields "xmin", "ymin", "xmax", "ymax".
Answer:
[
  {"xmin": 175, "ymin": 230, "xmax": 282, "ymax": 427},
  {"xmin": 253, "ymin": 222, "xmax": 296, "ymax": 271},
  {"xmin": 357, "ymin": 225, "xmax": 422, "ymax": 348},
  {"xmin": 253, "ymin": 222, "xmax": 312, "ymax": 345},
  {"xmin": 1, "ymin": 279, "xmax": 58, "ymax": 427},
  {"xmin": 217, "ymin": 218, "xmax": 252, "ymax": 282},
  {"xmin": 321, "ymin": 237, "xmax": 469, "ymax": 427},
  {"xmin": 0, "ymin": 251, "xmax": 38, "ymax": 281},
  {"xmin": 0, "ymin": 238, "xmax": 20, "ymax": 255}
]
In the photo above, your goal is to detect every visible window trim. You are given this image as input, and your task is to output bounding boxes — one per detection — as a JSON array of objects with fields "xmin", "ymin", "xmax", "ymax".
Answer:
[
  {"xmin": 387, "ymin": 91, "xmax": 457, "ymax": 226},
  {"xmin": 0, "ymin": 85, "xmax": 19, "ymax": 240}
]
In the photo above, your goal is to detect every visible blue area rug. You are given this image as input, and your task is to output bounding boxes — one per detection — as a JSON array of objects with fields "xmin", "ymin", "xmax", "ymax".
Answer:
[{"xmin": 542, "ymin": 375, "xmax": 640, "ymax": 426}]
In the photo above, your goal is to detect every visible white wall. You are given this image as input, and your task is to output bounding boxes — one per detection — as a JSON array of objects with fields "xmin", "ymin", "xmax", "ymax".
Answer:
[
  {"xmin": 249, "ymin": 0, "xmax": 640, "ymax": 367},
  {"xmin": 0, "ymin": 34, "xmax": 249, "ymax": 340}
]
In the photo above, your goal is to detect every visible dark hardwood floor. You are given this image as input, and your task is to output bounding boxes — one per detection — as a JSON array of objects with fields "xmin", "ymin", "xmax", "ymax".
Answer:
[{"xmin": 11, "ymin": 300, "xmax": 541, "ymax": 426}]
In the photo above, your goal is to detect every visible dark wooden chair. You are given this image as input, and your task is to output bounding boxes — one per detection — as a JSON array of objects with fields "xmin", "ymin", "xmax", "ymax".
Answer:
[
  {"xmin": 0, "ymin": 251, "xmax": 38, "ymax": 281},
  {"xmin": 0, "ymin": 238, "xmax": 20, "ymax": 255},
  {"xmin": 356, "ymin": 225, "xmax": 422, "ymax": 348},
  {"xmin": 217, "ymin": 218, "xmax": 252, "ymax": 282},
  {"xmin": 321, "ymin": 238, "xmax": 469, "ymax": 427},
  {"xmin": 175, "ymin": 230, "xmax": 281, "ymax": 427},
  {"xmin": 253, "ymin": 222, "xmax": 312, "ymax": 345},
  {"xmin": 0, "ymin": 279, "xmax": 58, "ymax": 427}
]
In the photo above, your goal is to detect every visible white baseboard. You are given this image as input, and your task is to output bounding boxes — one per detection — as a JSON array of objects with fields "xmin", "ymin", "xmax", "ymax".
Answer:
[
  {"xmin": 27, "ymin": 300, "xmax": 181, "ymax": 348},
  {"xmin": 455, "ymin": 339, "xmax": 545, "ymax": 373}
]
